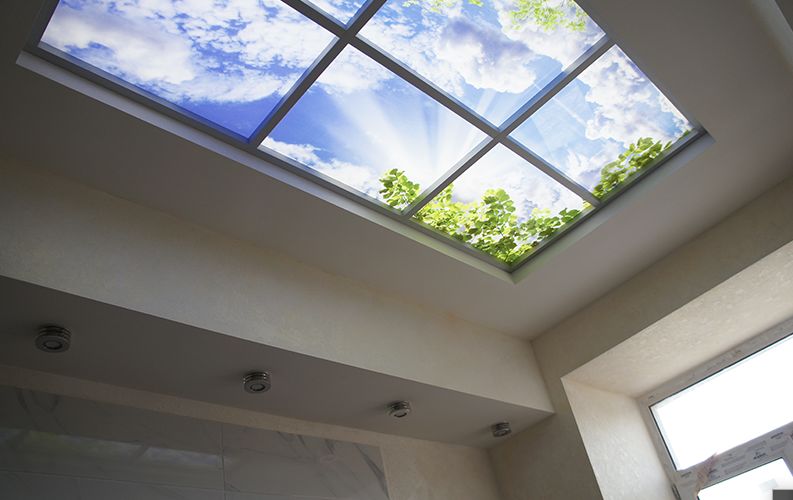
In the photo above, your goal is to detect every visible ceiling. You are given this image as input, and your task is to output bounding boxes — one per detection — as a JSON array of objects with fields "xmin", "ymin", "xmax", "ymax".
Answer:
[
  {"xmin": 1, "ymin": 0, "xmax": 793, "ymax": 339},
  {"xmin": 0, "ymin": 276, "xmax": 549, "ymax": 448}
]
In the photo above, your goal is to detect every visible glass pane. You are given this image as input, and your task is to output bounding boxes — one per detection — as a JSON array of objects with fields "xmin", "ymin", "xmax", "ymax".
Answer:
[
  {"xmin": 262, "ymin": 47, "xmax": 485, "ymax": 207},
  {"xmin": 413, "ymin": 144, "xmax": 585, "ymax": 264},
  {"xmin": 699, "ymin": 460, "xmax": 793, "ymax": 500},
  {"xmin": 42, "ymin": 0, "xmax": 335, "ymax": 137},
  {"xmin": 359, "ymin": 0, "xmax": 604, "ymax": 125},
  {"xmin": 651, "ymin": 334, "xmax": 793, "ymax": 470},
  {"xmin": 511, "ymin": 46, "xmax": 692, "ymax": 197},
  {"xmin": 308, "ymin": 0, "xmax": 367, "ymax": 23}
]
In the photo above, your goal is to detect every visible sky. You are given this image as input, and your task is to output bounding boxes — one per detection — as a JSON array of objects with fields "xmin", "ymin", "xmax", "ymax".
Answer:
[
  {"xmin": 42, "ymin": 0, "xmax": 691, "ymax": 223},
  {"xmin": 42, "ymin": 0, "xmax": 337, "ymax": 136},
  {"xmin": 511, "ymin": 46, "xmax": 691, "ymax": 191},
  {"xmin": 651, "ymin": 334, "xmax": 793, "ymax": 470}
]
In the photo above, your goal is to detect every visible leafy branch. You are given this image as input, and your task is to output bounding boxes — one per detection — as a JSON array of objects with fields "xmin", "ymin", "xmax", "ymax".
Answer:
[
  {"xmin": 379, "ymin": 137, "xmax": 672, "ymax": 264},
  {"xmin": 592, "ymin": 137, "xmax": 673, "ymax": 199},
  {"xmin": 403, "ymin": 0, "xmax": 588, "ymax": 32}
]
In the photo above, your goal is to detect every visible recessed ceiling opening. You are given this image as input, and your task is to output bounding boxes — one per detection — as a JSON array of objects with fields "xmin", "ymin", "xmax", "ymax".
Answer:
[{"xmin": 26, "ymin": 0, "xmax": 705, "ymax": 271}]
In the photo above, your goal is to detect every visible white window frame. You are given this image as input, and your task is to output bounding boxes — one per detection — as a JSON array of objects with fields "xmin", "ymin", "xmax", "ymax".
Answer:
[{"xmin": 640, "ymin": 323, "xmax": 793, "ymax": 500}]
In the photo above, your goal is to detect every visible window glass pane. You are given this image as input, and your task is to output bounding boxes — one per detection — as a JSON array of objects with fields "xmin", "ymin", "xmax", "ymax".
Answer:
[
  {"xmin": 698, "ymin": 459, "xmax": 793, "ymax": 500},
  {"xmin": 42, "ymin": 0, "xmax": 335, "ymax": 137},
  {"xmin": 308, "ymin": 0, "xmax": 367, "ymax": 24},
  {"xmin": 412, "ymin": 144, "xmax": 585, "ymax": 264},
  {"xmin": 359, "ymin": 0, "xmax": 604, "ymax": 125},
  {"xmin": 262, "ymin": 47, "xmax": 485, "ymax": 207},
  {"xmin": 510, "ymin": 46, "xmax": 692, "ymax": 198},
  {"xmin": 651, "ymin": 334, "xmax": 793, "ymax": 470}
]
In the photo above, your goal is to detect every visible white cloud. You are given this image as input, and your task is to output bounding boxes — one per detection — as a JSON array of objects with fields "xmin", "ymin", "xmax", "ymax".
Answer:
[
  {"xmin": 308, "ymin": 0, "xmax": 362, "ymax": 22},
  {"xmin": 453, "ymin": 145, "xmax": 583, "ymax": 219},
  {"xmin": 42, "ymin": 0, "xmax": 333, "ymax": 103},
  {"xmin": 493, "ymin": 0, "xmax": 604, "ymax": 66},
  {"xmin": 560, "ymin": 141, "xmax": 622, "ymax": 189},
  {"xmin": 262, "ymin": 138, "xmax": 383, "ymax": 198},
  {"xmin": 316, "ymin": 48, "xmax": 393, "ymax": 94},
  {"xmin": 359, "ymin": 0, "xmax": 605, "ymax": 108},
  {"xmin": 578, "ymin": 47, "xmax": 689, "ymax": 146},
  {"xmin": 434, "ymin": 19, "xmax": 537, "ymax": 93}
]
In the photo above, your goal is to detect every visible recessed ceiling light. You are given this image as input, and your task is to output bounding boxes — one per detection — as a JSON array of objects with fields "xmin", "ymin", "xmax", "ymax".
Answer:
[
  {"xmin": 387, "ymin": 401, "xmax": 412, "ymax": 418},
  {"xmin": 243, "ymin": 371, "xmax": 271, "ymax": 394},
  {"xmin": 35, "ymin": 325, "xmax": 71, "ymax": 353},
  {"xmin": 491, "ymin": 421, "xmax": 512, "ymax": 438}
]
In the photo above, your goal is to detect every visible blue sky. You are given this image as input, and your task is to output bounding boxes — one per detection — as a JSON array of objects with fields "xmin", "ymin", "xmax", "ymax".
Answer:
[
  {"xmin": 43, "ymin": 0, "xmax": 691, "ymax": 218},
  {"xmin": 43, "ymin": 0, "xmax": 336, "ymax": 136},
  {"xmin": 359, "ymin": 0, "xmax": 604, "ymax": 125},
  {"xmin": 511, "ymin": 46, "xmax": 691, "ymax": 191}
]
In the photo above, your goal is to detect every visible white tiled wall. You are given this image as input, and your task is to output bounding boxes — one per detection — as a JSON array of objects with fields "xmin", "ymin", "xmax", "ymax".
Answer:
[{"xmin": 0, "ymin": 386, "xmax": 389, "ymax": 500}]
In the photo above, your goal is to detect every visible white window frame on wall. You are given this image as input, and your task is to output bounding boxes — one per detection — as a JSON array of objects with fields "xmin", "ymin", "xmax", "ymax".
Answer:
[{"xmin": 639, "ymin": 320, "xmax": 793, "ymax": 500}]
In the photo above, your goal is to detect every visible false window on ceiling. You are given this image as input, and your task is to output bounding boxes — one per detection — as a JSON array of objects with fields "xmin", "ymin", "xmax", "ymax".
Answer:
[{"xmin": 29, "ymin": 0, "xmax": 704, "ymax": 271}]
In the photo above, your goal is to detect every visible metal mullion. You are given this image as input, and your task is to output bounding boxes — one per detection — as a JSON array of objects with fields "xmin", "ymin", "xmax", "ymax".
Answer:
[
  {"xmin": 498, "ymin": 35, "xmax": 613, "ymax": 137},
  {"xmin": 249, "ymin": 0, "xmax": 387, "ymax": 146},
  {"xmin": 403, "ymin": 138, "xmax": 498, "ymax": 218},
  {"xmin": 502, "ymin": 137, "xmax": 600, "ymax": 206},
  {"xmin": 480, "ymin": 36, "xmax": 614, "ymax": 208},
  {"xmin": 393, "ymin": 37, "xmax": 613, "ymax": 217},
  {"xmin": 243, "ymin": 143, "xmax": 512, "ymax": 271},
  {"xmin": 278, "ymin": 0, "xmax": 347, "ymax": 35},
  {"xmin": 28, "ymin": 0, "xmax": 60, "ymax": 43},
  {"xmin": 351, "ymin": 37, "xmax": 501, "ymax": 137},
  {"xmin": 248, "ymin": 41, "xmax": 345, "ymax": 145}
]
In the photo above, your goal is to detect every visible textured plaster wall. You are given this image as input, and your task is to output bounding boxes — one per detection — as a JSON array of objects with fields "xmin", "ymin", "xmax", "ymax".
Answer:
[
  {"xmin": 560, "ymin": 254, "xmax": 793, "ymax": 500},
  {"xmin": 0, "ymin": 364, "xmax": 502, "ymax": 500},
  {"xmin": 563, "ymin": 380, "xmax": 674, "ymax": 500},
  {"xmin": 570, "ymin": 241, "xmax": 793, "ymax": 399},
  {"xmin": 0, "ymin": 158, "xmax": 549, "ymax": 411},
  {"xmin": 490, "ymin": 172, "xmax": 793, "ymax": 499}
]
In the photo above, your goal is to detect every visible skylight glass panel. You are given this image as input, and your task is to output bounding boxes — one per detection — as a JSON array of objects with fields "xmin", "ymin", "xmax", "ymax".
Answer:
[
  {"xmin": 41, "ymin": 0, "xmax": 335, "ymax": 137},
  {"xmin": 698, "ymin": 459, "xmax": 793, "ymax": 500},
  {"xmin": 359, "ymin": 0, "xmax": 605, "ymax": 125},
  {"xmin": 34, "ymin": 0, "xmax": 703, "ymax": 271},
  {"xmin": 650, "ymin": 334, "xmax": 793, "ymax": 470},
  {"xmin": 510, "ymin": 46, "xmax": 692, "ymax": 198},
  {"xmin": 261, "ymin": 47, "xmax": 486, "ymax": 207},
  {"xmin": 308, "ymin": 0, "xmax": 368, "ymax": 23},
  {"xmin": 413, "ymin": 144, "xmax": 585, "ymax": 264}
]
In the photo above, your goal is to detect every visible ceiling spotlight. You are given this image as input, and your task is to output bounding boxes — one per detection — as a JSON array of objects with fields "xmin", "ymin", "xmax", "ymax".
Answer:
[
  {"xmin": 491, "ymin": 421, "xmax": 512, "ymax": 438},
  {"xmin": 243, "ymin": 371, "xmax": 271, "ymax": 393},
  {"xmin": 35, "ymin": 325, "xmax": 71, "ymax": 353},
  {"xmin": 387, "ymin": 401, "xmax": 412, "ymax": 418}
]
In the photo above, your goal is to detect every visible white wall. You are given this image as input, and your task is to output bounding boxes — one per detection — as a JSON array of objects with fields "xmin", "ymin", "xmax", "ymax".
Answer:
[
  {"xmin": 490, "ymin": 171, "xmax": 793, "ymax": 499},
  {"xmin": 563, "ymin": 380, "xmax": 674, "ymax": 500},
  {"xmin": 0, "ymin": 157, "xmax": 549, "ymax": 412}
]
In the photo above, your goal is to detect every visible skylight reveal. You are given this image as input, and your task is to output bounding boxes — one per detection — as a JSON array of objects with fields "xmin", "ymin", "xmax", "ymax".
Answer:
[{"xmin": 37, "ymin": 0, "xmax": 697, "ymax": 269}]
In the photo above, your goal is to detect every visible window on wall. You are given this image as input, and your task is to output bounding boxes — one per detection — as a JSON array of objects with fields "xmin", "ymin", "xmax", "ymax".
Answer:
[
  {"xmin": 29, "ymin": 0, "xmax": 703, "ymax": 271},
  {"xmin": 643, "ymin": 331, "xmax": 793, "ymax": 500}
]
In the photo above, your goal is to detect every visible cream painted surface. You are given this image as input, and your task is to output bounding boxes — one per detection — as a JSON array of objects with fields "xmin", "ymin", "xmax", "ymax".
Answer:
[
  {"xmin": 563, "ymin": 380, "xmax": 674, "ymax": 500},
  {"xmin": 570, "ymin": 240, "xmax": 793, "ymax": 398},
  {"xmin": 0, "ymin": 364, "xmax": 503, "ymax": 500},
  {"xmin": 491, "ymin": 171, "xmax": 793, "ymax": 500},
  {"xmin": 0, "ymin": 158, "xmax": 549, "ymax": 411}
]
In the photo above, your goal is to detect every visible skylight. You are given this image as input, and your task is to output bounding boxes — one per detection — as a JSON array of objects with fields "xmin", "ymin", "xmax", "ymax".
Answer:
[{"xmin": 32, "ymin": 0, "xmax": 702, "ymax": 271}]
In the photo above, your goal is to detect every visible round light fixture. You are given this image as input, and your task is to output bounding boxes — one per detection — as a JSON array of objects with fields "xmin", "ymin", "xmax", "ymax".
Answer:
[
  {"xmin": 35, "ymin": 325, "xmax": 71, "ymax": 353},
  {"xmin": 491, "ymin": 421, "xmax": 512, "ymax": 438},
  {"xmin": 387, "ymin": 401, "xmax": 412, "ymax": 418},
  {"xmin": 243, "ymin": 371, "xmax": 271, "ymax": 393}
]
